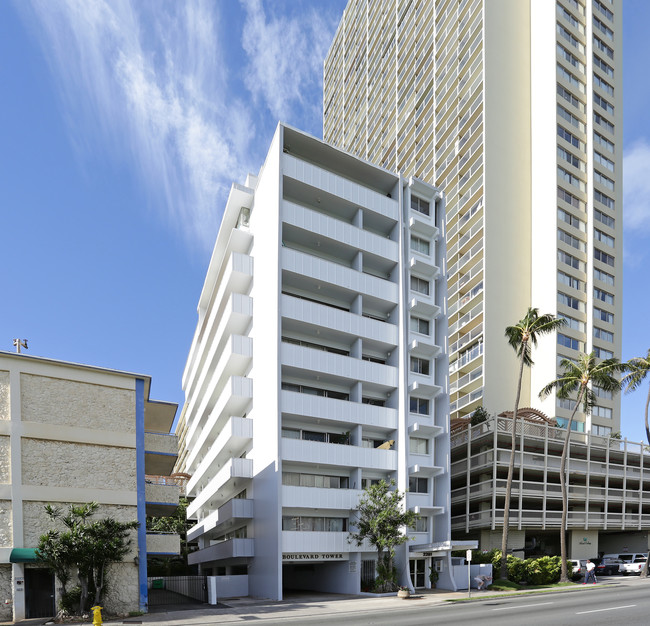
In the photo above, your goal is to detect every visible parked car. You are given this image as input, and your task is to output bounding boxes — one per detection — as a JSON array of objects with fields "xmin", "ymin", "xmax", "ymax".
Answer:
[
  {"xmin": 569, "ymin": 559, "xmax": 587, "ymax": 578},
  {"xmin": 620, "ymin": 556, "xmax": 648, "ymax": 575},
  {"xmin": 595, "ymin": 558, "xmax": 620, "ymax": 576},
  {"xmin": 602, "ymin": 552, "xmax": 647, "ymax": 564}
]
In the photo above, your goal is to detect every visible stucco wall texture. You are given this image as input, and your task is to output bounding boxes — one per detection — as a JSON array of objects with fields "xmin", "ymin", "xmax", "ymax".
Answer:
[
  {"xmin": 0, "ymin": 565, "xmax": 11, "ymax": 621},
  {"xmin": 0, "ymin": 436, "xmax": 9, "ymax": 484},
  {"xmin": 0, "ymin": 501, "xmax": 12, "ymax": 547},
  {"xmin": 0, "ymin": 371, "xmax": 9, "ymax": 420},
  {"xmin": 21, "ymin": 439, "xmax": 136, "ymax": 490},
  {"xmin": 20, "ymin": 373, "xmax": 135, "ymax": 432}
]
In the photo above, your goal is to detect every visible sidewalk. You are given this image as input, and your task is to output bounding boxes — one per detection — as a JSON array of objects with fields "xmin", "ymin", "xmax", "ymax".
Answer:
[{"xmin": 3, "ymin": 580, "xmax": 624, "ymax": 626}]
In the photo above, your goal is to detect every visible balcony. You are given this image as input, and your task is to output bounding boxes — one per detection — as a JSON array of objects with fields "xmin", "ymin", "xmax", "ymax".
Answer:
[
  {"xmin": 187, "ymin": 498, "xmax": 254, "ymax": 543},
  {"xmin": 144, "ymin": 433, "xmax": 178, "ymax": 476},
  {"xmin": 188, "ymin": 538, "xmax": 255, "ymax": 564},
  {"xmin": 282, "ymin": 438, "xmax": 397, "ymax": 471},
  {"xmin": 146, "ymin": 532, "xmax": 181, "ymax": 555},
  {"xmin": 282, "ymin": 531, "xmax": 352, "ymax": 553},
  {"xmin": 145, "ymin": 478, "xmax": 180, "ymax": 516},
  {"xmin": 281, "ymin": 486, "xmax": 364, "ymax": 510}
]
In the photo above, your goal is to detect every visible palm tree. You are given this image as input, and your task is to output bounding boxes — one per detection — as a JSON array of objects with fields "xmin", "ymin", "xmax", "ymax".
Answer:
[
  {"xmin": 499, "ymin": 308, "xmax": 566, "ymax": 579},
  {"xmin": 539, "ymin": 352, "xmax": 625, "ymax": 582},
  {"xmin": 622, "ymin": 349, "xmax": 650, "ymax": 578}
]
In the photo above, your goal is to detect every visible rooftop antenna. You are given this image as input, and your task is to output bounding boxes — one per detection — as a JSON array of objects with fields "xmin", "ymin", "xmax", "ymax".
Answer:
[{"xmin": 13, "ymin": 339, "xmax": 28, "ymax": 354}]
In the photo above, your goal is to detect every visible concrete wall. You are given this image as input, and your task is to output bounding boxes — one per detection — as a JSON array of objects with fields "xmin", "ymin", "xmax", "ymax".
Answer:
[
  {"xmin": 101, "ymin": 561, "xmax": 139, "ymax": 614},
  {"xmin": 479, "ymin": 529, "xmax": 526, "ymax": 556},
  {"xmin": 0, "ymin": 372, "xmax": 8, "ymax": 420},
  {"xmin": 0, "ymin": 501, "xmax": 11, "ymax": 547},
  {"xmin": 569, "ymin": 529, "xmax": 599, "ymax": 560},
  {"xmin": 0, "ymin": 565, "xmax": 11, "ymax": 621},
  {"xmin": 0, "ymin": 436, "xmax": 9, "ymax": 483},
  {"xmin": 20, "ymin": 373, "xmax": 135, "ymax": 432}
]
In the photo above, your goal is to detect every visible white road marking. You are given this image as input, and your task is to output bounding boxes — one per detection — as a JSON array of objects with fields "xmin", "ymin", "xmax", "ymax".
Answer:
[
  {"xmin": 576, "ymin": 605, "xmax": 636, "ymax": 615},
  {"xmin": 492, "ymin": 602, "xmax": 553, "ymax": 611}
]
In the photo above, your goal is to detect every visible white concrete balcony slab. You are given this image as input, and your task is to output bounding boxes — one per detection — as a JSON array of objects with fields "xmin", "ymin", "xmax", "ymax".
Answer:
[
  {"xmin": 281, "ymin": 486, "xmax": 364, "ymax": 510},
  {"xmin": 409, "ymin": 297, "xmax": 441, "ymax": 319},
  {"xmin": 412, "ymin": 505, "xmax": 445, "ymax": 516},
  {"xmin": 409, "ymin": 256, "xmax": 441, "ymax": 279},
  {"xmin": 282, "ymin": 438, "xmax": 397, "ymax": 471},
  {"xmin": 408, "ymin": 463, "xmax": 444, "ymax": 477},
  {"xmin": 282, "ymin": 531, "xmax": 352, "ymax": 553},
  {"xmin": 408, "ymin": 380, "xmax": 443, "ymax": 399},
  {"xmin": 187, "ymin": 417, "xmax": 253, "ymax": 493},
  {"xmin": 282, "ymin": 248, "xmax": 398, "ymax": 305},
  {"xmin": 185, "ymin": 376, "xmax": 253, "ymax": 471},
  {"xmin": 187, "ymin": 458, "xmax": 253, "ymax": 517},
  {"xmin": 188, "ymin": 498, "xmax": 254, "ymax": 543},
  {"xmin": 408, "ymin": 422, "xmax": 444, "ymax": 438},
  {"xmin": 144, "ymin": 433, "xmax": 178, "ymax": 475},
  {"xmin": 281, "ymin": 391, "xmax": 397, "ymax": 430},
  {"xmin": 146, "ymin": 533, "xmax": 181, "ymax": 555},
  {"xmin": 185, "ymin": 335, "xmax": 253, "ymax": 446},
  {"xmin": 409, "ymin": 215, "xmax": 439, "ymax": 239},
  {"xmin": 409, "ymin": 339, "xmax": 442, "ymax": 359},
  {"xmin": 283, "ymin": 201, "xmax": 398, "ymax": 262},
  {"xmin": 283, "ymin": 153, "xmax": 399, "ymax": 222},
  {"xmin": 281, "ymin": 294, "xmax": 398, "ymax": 347},
  {"xmin": 281, "ymin": 343, "xmax": 397, "ymax": 388},
  {"xmin": 188, "ymin": 538, "xmax": 254, "ymax": 564}
]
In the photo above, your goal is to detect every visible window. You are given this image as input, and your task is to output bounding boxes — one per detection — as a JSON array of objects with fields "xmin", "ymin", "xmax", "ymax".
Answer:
[
  {"xmin": 558, "ymin": 208, "xmax": 585, "ymax": 231},
  {"xmin": 557, "ymin": 84, "xmax": 584, "ymax": 112},
  {"xmin": 558, "ymin": 146, "xmax": 585, "ymax": 171},
  {"xmin": 409, "ymin": 477, "xmax": 429, "ymax": 493},
  {"xmin": 594, "ymin": 0, "xmax": 613, "ymax": 22},
  {"xmin": 594, "ymin": 35, "xmax": 614, "ymax": 59},
  {"xmin": 558, "ymin": 105, "xmax": 585, "ymax": 132},
  {"xmin": 558, "ymin": 333, "xmax": 583, "ymax": 351},
  {"xmin": 594, "ymin": 113, "xmax": 614, "ymax": 134},
  {"xmin": 557, "ymin": 43, "xmax": 585, "ymax": 72},
  {"xmin": 411, "ymin": 195, "xmax": 430, "ymax": 216},
  {"xmin": 593, "ymin": 16, "xmax": 614, "ymax": 40},
  {"xmin": 594, "ymin": 327, "xmax": 614, "ymax": 343},
  {"xmin": 556, "ymin": 417, "xmax": 585, "ymax": 432},
  {"xmin": 411, "ymin": 235, "xmax": 430, "ymax": 255},
  {"xmin": 362, "ymin": 396, "xmax": 385, "ymax": 406},
  {"xmin": 282, "ymin": 472, "xmax": 349, "ymax": 489},
  {"xmin": 594, "ymin": 248, "xmax": 615, "ymax": 267},
  {"xmin": 593, "ymin": 386, "xmax": 613, "ymax": 400},
  {"xmin": 558, "ymin": 125, "xmax": 583, "ymax": 150},
  {"xmin": 594, "ymin": 267, "xmax": 614, "ymax": 286},
  {"xmin": 594, "ymin": 152, "xmax": 614, "ymax": 172},
  {"xmin": 594, "ymin": 92, "xmax": 615, "ymax": 115},
  {"xmin": 594, "ymin": 347, "xmax": 614, "ymax": 360},
  {"xmin": 594, "ymin": 287, "xmax": 614, "ymax": 305},
  {"xmin": 558, "ymin": 270, "xmax": 583, "ymax": 290},
  {"xmin": 594, "ymin": 75, "xmax": 614, "ymax": 95},
  {"xmin": 558, "ymin": 23, "xmax": 585, "ymax": 53},
  {"xmin": 411, "ymin": 276, "xmax": 430, "ymax": 295},
  {"xmin": 282, "ymin": 516, "xmax": 347, "ymax": 532},
  {"xmin": 595, "ymin": 307, "xmax": 614, "ymax": 324},
  {"xmin": 558, "ymin": 167, "xmax": 585, "ymax": 192},
  {"xmin": 558, "ymin": 249, "xmax": 585, "ymax": 271},
  {"xmin": 558, "ymin": 291, "xmax": 585, "ymax": 312},
  {"xmin": 592, "ymin": 405, "xmax": 613, "ymax": 419},
  {"xmin": 409, "ymin": 437, "xmax": 429, "ymax": 455},
  {"xmin": 557, "ymin": 5, "xmax": 585, "ymax": 33},
  {"xmin": 559, "ymin": 313, "xmax": 585, "ymax": 333},
  {"xmin": 410, "ymin": 397, "xmax": 429, "ymax": 416},
  {"xmin": 594, "ymin": 190, "xmax": 615, "ymax": 210},
  {"xmin": 281, "ymin": 383, "xmax": 350, "ymax": 400},
  {"xmin": 410, "ymin": 316, "xmax": 430, "ymax": 335},
  {"xmin": 281, "ymin": 428, "xmax": 350, "ymax": 445},
  {"xmin": 557, "ymin": 398, "xmax": 577, "ymax": 411},
  {"xmin": 594, "ymin": 132, "xmax": 615, "ymax": 153},
  {"xmin": 558, "ymin": 186, "xmax": 585, "ymax": 211},
  {"xmin": 594, "ymin": 209, "xmax": 615, "ymax": 229},
  {"xmin": 593, "ymin": 55, "xmax": 614, "ymax": 77},
  {"xmin": 410, "ymin": 356, "xmax": 430, "ymax": 376},
  {"xmin": 410, "ymin": 517, "xmax": 428, "ymax": 533},
  {"xmin": 557, "ymin": 64, "xmax": 585, "ymax": 92},
  {"xmin": 594, "ymin": 171, "xmax": 615, "ymax": 191},
  {"xmin": 595, "ymin": 229, "xmax": 615, "ymax": 248},
  {"xmin": 558, "ymin": 228, "xmax": 585, "ymax": 251},
  {"xmin": 592, "ymin": 424, "xmax": 612, "ymax": 437}
]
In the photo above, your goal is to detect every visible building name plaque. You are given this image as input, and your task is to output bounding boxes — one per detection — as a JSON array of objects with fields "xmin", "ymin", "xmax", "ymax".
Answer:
[{"xmin": 283, "ymin": 553, "xmax": 347, "ymax": 562}]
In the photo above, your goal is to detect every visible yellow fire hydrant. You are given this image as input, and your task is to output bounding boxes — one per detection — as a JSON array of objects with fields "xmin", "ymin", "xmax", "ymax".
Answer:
[{"xmin": 91, "ymin": 605, "xmax": 103, "ymax": 626}]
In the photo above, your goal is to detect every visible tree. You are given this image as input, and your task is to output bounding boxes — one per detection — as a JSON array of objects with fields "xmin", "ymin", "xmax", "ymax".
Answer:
[
  {"xmin": 147, "ymin": 497, "xmax": 192, "ymax": 576},
  {"xmin": 499, "ymin": 308, "xmax": 566, "ymax": 579},
  {"xmin": 539, "ymin": 352, "xmax": 625, "ymax": 582},
  {"xmin": 470, "ymin": 406, "xmax": 489, "ymax": 426},
  {"xmin": 348, "ymin": 480, "xmax": 418, "ymax": 592},
  {"xmin": 36, "ymin": 502, "xmax": 139, "ymax": 614},
  {"xmin": 622, "ymin": 349, "xmax": 650, "ymax": 577}
]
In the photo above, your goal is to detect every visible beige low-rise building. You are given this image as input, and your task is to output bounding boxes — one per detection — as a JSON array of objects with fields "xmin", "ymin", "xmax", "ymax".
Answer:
[{"xmin": 0, "ymin": 351, "xmax": 178, "ymax": 622}]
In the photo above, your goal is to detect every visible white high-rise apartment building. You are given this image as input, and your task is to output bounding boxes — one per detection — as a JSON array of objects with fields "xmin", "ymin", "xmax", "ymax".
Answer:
[
  {"xmin": 177, "ymin": 124, "xmax": 471, "ymax": 598},
  {"xmin": 324, "ymin": 0, "xmax": 622, "ymax": 436}
]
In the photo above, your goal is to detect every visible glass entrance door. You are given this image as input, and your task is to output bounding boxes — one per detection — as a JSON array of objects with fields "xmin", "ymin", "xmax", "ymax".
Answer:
[{"xmin": 409, "ymin": 559, "xmax": 426, "ymax": 588}]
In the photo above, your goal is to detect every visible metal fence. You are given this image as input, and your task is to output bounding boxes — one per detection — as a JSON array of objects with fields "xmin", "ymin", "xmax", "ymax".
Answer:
[{"xmin": 147, "ymin": 576, "xmax": 208, "ymax": 606}]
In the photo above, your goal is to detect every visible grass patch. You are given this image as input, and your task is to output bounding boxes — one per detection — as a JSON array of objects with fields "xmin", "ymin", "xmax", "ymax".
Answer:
[{"xmin": 489, "ymin": 579, "xmax": 521, "ymax": 591}]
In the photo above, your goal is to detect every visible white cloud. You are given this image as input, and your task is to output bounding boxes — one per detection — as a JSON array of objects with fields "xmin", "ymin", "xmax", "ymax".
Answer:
[
  {"xmin": 17, "ymin": 0, "xmax": 255, "ymax": 251},
  {"xmin": 239, "ymin": 0, "xmax": 337, "ymax": 131},
  {"xmin": 623, "ymin": 139, "xmax": 650, "ymax": 233}
]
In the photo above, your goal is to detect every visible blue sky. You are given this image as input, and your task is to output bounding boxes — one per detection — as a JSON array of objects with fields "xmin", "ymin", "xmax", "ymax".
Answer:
[{"xmin": 1, "ymin": 1, "xmax": 649, "ymax": 442}]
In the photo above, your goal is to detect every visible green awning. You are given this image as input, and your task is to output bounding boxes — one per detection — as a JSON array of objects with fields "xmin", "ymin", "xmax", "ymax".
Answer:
[{"xmin": 9, "ymin": 549, "xmax": 39, "ymax": 563}]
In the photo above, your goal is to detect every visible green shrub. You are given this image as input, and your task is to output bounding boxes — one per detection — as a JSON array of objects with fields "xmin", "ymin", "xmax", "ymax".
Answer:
[
  {"xmin": 524, "ymin": 556, "xmax": 562, "ymax": 585},
  {"xmin": 59, "ymin": 586, "xmax": 81, "ymax": 614}
]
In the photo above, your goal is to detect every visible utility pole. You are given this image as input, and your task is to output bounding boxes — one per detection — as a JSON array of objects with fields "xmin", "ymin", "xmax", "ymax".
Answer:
[{"xmin": 13, "ymin": 339, "xmax": 28, "ymax": 354}]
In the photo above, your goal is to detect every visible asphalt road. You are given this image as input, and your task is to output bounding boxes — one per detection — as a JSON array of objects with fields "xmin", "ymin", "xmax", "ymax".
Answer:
[{"xmin": 247, "ymin": 579, "xmax": 650, "ymax": 626}]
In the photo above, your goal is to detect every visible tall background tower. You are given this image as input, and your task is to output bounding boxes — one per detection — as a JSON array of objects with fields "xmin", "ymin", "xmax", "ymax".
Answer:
[{"xmin": 324, "ymin": 0, "xmax": 622, "ymax": 436}]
